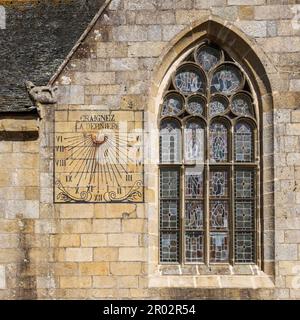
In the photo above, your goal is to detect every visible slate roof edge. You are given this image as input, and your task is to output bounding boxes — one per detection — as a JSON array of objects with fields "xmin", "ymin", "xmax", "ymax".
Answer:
[
  {"xmin": 0, "ymin": 107, "xmax": 38, "ymax": 116},
  {"xmin": 48, "ymin": 0, "xmax": 113, "ymax": 86},
  {"xmin": 0, "ymin": 0, "xmax": 112, "ymax": 116}
]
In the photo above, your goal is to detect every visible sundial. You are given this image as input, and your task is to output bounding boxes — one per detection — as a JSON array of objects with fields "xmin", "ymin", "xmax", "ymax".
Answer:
[{"xmin": 54, "ymin": 109, "xmax": 144, "ymax": 203}]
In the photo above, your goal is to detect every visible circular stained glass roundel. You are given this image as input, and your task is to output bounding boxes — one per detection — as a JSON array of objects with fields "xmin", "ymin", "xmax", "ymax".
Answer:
[
  {"xmin": 174, "ymin": 64, "xmax": 205, "ymax": 95},
  {"xmin": 186, "ymin": 95, "xmax": 205, "ymax": 115},
  {"xmin": 232, "ymin": 93, "xmax": 253, "ymax": 116},
  {"xmin": 211, "ymin": 65, "xmax": 243, "ymax": 95},
  {"xmin": 161, "ymin": 93, "xmax": 184, "ymax": 116},
  {"xmin": 195, "ymin": 45, "xmax": 222, "ymax": 72},
  {"xmin": 209, "ymin": 96, "xmax": 228, "ymax": 117}
]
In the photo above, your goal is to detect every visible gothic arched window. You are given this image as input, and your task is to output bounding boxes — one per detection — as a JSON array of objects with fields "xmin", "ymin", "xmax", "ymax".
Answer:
[{"xmin": 159, "ymin": 43, "xmax": 258, "ymax": 265}]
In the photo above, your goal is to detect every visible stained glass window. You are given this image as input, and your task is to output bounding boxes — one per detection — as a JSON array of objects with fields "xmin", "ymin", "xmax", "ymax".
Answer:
[
  {"xmin": 235, "ymin": 201, "xmax": 254, "ymax": 230},
  {"xmin": 235, "ymin": 233, "xmax": 254, "ymax": 263},
  {"xmin": 235, "ymin": 170, "xmax": 254, "ymax": 199},
  {"xmin": 159, "ymin": 42, "xmax": 258, "ymax": 266},
  {"xmin": 185, "ymin": 201, "xmax": 203, "ymax": 229},
  {"xmin": 186, "ymin": 95, "xmax": 205, "ymax": 115},
  {"xmin": 211, "ymin": 65, "xmax": 243, "ymax": 95},
  {"xmin": 235, "ymin": 123, "xmax": 253, "ymax": 162},
  {"xmin": 161, "ymin": 93, "xmax": 184, "ymax": 116},
  {"xmin": 174, "ymin": 64, "xmax": 205, "ymax": 94},
  {"xmin": 160, "ymin": 232, "xmax": 179, "ymax": 263},
  {"xmin": 185, "ymin": 232, "xmax": 204, "ymax": 263},
  {"xmin": 209, "ymin": 95, "xmax": 228, "ymax": 117},
  {"xmin": 184, "ymin": 120, "xmax": 204, "ymax": 162},
  {"xmin": 160, "ymin": 119, "xmax": 181, "ymax": 163},
  {"xmin": 210, "ymin": 201, "xmax": 229, "ymax": 229},
  {"xmin": 232, "ymin": 93, "xmax": 253, "ymax": 116},
  {"xmin": 185, "ymin": 169, "xmax": 204, "ymax": 198},
  {"xmin": 160, "ymin": 169, "xmax": 179, "ymax": 199},
  {"xmin": 210, "ymin": 122, "xmax": 228, "ymax": 162},
  {"xmin": 210, "ymin": 233, "xmax": 229, "ymax": 263},
  {"xmin": 210, "ymin": 171, "xmax": 228, "ymax": 197},
  {"xmin": 195, "ymin": 45, "xmax": 222, "ymax": 72}
]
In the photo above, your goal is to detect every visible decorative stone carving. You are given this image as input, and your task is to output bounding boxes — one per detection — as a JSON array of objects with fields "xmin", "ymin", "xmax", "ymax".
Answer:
[
  {"xmin": 26, "ymin": 81, "xmax": 58, "ymax": 105},
  {"xmin": 25, "ymin": 81, "xmax": 58, "ymax": 117}
]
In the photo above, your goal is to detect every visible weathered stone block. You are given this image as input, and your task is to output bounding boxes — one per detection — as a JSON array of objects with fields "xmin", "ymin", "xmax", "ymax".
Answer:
[
  {"xmin": 60, "ymin": 276, "xmax": 92, "ymax": 288},
  {"xmin": 285, "ymin": 230, "xmax": 300, "ymax": 244},
  {"xmin": 65, "ymin": 248, "xmax": 93, "ymax": 262},
  {"xmin": 117, "ymin": 276, "xmax": 139, "ymax": 288},
  {"xmin": 81, "ymin": 234, "xmax": 107, "ymax": 247},
  {"xmin": 50, "ymin": 235, "xmax": 80, "ymax": 248},
  {"xmin": 94, "ymin": 248, "xmax": 119, "ymax": 261},
  {"xmin": 162, "ymin": 25, "xmax": 186, "ymax": 41},
  {"xmin": 119, "ymin": 247, "xmax": 146, "ymax": 261},
  {"xmin": 276, "ymin": 244, "xmax": 298, "ymax": 261},
  {"xmin": 128, "ymin": 42, "xmax": 165, "ymax": 57},
  {"xmin": 212, "ymin": 6, "xmax": 238, "ymax": 21},
  {"xmin": 57, "ymin": 85, "xmax": 84, "ymax": 105},
  {"xmin": 112, "ymin": 26, "xmax": 148, "ymax": 42},
  {"xmin": 229, "ymin": 0, "xmax": 264, "ymax": 4},
  {"xmin": 194, "ymin": 0, "xmax": 226, "ymax": 9},
  {"xmin": 79, "ymin": 262, "xmax": 109, "ymax": 276},
  {"xmin": 235, "ymin": 21, "xmax": 267, "ymax": 38},
  {"xmin": 108, "ymin": 234, "xmax": 139, "ymax": 247},
  {"xmin": 175, "ymin": 10, "xmax": 209, "ymax": 24},
  {"xmin": 93, "ymin": 276, "xmax": 117, "ymax": 288},
  {"xmin": 60, "ymin": 204, "xmax": 94, "ymax": 219},
  {"xmin": 60, "ymin": 220, "xmax": 92, "ymax": 234},
  {"xmin": 255, "ymin": 5, "xmax": 293, "ymax": 20},
  {"xmin": 73, "ymin": 72, "xmax": 116, "ymax": 85},
  {"xmin": 110, "ymin": 58, "xmax": 139, "ymax": 71},
  {"xmin": 92, "ymin": 219, "xmax": 121, "ymax": 233},
  {"xmin": 124, "ymin": 0, "xmax": 157, "ymax": 11},
  {"xmin": 122, "ymin": 219, "xmax": 146, "ymax": 233},
  {"xmin": 0, "ymin": 265, "xmax": 6, "ymax": 289},
  {"xmin": 290, "ymin": 80, "xmax": 300, "ymax": 92},
  {"xmin": 238, "ymin": 6, "xmax": 254, "ymax": 20},
  {"xmin": 110, "ymin": 262, "xmax": 142, "ymax": 275},
  {"xmin": 0, "ymin": 234, "xmax": 19, "ymax": 248}
]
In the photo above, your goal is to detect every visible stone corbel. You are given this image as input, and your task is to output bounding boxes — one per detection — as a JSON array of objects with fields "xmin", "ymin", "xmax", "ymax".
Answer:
[{"xmin": 25, "ymin": 81, "xmax": 58, "ymax": 118}]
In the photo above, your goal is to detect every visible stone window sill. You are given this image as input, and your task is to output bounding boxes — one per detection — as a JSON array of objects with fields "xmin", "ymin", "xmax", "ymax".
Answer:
[{"xmin": 148, "ymin": 274, "xmax": 275, "ymax": 289}]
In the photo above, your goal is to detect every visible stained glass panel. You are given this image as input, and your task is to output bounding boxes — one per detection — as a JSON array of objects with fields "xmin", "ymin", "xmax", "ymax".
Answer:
[
  {"xmin": 160, "ymin": 169, "xmax": 179, "ymax": 199},
  {"xmin": 185, "ymin": 169, "xmax": 204, "ymax": 198},
  {"xmin": 211, "ymin": 65, "xmax": 243, "ymax": 95},
  {"xmin": 186, "ymin": 96, "xmax": 205, "ymax": 115},
  {"xmin": 235, "ymin": 233, "xmax": 254, "ymax": 263},
  {"xmin": 160, "ymin": 232, "xmax": 179, "ymax": 263},
  {"xmin": 210, "ymin": 201, "xmax": 229, "ymax": 229},
  {"xmin": 195, "ymin": 45, "xmax": 222, "ymax": 72},
  {"xmin": 185, "ymin": 232, "xmax": 204, "ymax": 263},
  {"xmin": 160, "ymin": 120, "xmax": 181, "ymax": 163},
  {"xmin": 210, "ymin": 122, "xmax": 228, "ymax": 162},
  {"xmin": 185, "ymin": 121, "xmax": 204, "ymax": 162},
  {"xmin": 210, "ymin": 171, "xmax": 228, "ymax": 197},
  {"xmin": 160, "ymin": 200, "xmax": 179, "ymax": 229},
  {"xmin": 174, "ymin": 65, "xmax": 205, "ymax": 94},
  {"xmin": 235, "ymin": 171, "xmax": 254, "ymax": 199},
  {"xmin": 232, "ymin": 93, "xmax": 253, "ymax": 116},
  {"xmin": 209, "ymin": 96, "xmax": 228, "ymax": 117},
  {"xmin": 235, "ymin": 123, "xmax": 253, "ymax": 162},
  {"xmin": 161, "ymin": 93, "xmax": 184, "ymax": 116},
  {"xmin": 235, "ymin": 201, "xmax": 254, "ymax": 230},
  {"xmin": 159, "ymin": 43, "xmax": 258, "ymax": 265},
  {"xmin": 185, "ymin": 201, "xmax": 203, "ymax": 229},
  {"xmin": 210, "ymin": 233, "xmax": 229, "ymax": 262}
]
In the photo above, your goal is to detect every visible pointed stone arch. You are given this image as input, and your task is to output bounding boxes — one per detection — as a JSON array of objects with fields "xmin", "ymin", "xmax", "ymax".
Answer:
[{"xmin": 146, "ymin": 16, "xmax": 275, "ymax": 287}]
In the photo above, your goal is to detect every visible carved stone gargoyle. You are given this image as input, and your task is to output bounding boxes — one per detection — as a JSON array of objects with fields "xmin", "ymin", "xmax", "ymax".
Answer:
[{"xmin": 25, "ymin": 81, "xmax": 58, "ymax": 117}]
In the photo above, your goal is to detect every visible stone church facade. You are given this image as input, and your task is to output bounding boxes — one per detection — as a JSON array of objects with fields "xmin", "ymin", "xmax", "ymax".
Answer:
[{"xmin": 0, "ymin": 0, "xmax": 300, "ymax": 299}]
